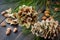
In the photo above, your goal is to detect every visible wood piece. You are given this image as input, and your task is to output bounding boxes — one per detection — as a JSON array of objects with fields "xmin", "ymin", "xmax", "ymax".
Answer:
[
  {"xmin": 42, "ymin": 16, "xmax": 47, "ymax": 20},
  {"xmin": 13, "ymin": 28, "xmax": 18, "ymax": 33},
  {"xmin": 4, "ymin": 14, "xmax": 9, "ymax": 18},
  {"xmin": 0, "ymin": 22, "xmax": 6, "ymax": 27},
  {"xmin": 44, "ymin": 10, "xmax": 50, "ymax": 14},
  {"xmin": 44, "ymin": 13, "xmax": 50, "ymax": 17},
  {"xmin": 5, "ymin": 18, "xmax": 12, "ymax": 24},
  {"xmin": 54, "ymin": 8, "xmax": 59, "ymax": 12},
  {"xmin": 1, "ymin": 11, "xmax": 7, "ymax": 16},
  {"xmin": 6, "ymin": 28, "xmax": 11, "ymax": 35}
]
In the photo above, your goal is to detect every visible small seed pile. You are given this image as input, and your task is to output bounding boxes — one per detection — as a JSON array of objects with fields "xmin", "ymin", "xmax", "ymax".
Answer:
[
  {"xmin": 1, "ymin": 8, "xmax": 18, "ymax": 25},
  {"xmin": 42, "ymin": 10, "xmax": 50, "ymax": 20},
  {"xmin": 1, "ymin": 8, "xmax": 18, "ymax": 36},
  {"xmin": 31, "ymin": 10, "xmax": 60, "ymax": 39}
]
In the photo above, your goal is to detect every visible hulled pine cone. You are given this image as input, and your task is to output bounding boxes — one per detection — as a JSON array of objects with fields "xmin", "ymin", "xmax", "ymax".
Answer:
[{"xmin": 17, "ymin": 5, "xmax": 38, "ymax": 28}]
